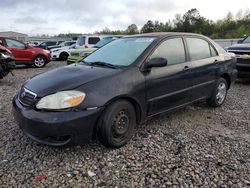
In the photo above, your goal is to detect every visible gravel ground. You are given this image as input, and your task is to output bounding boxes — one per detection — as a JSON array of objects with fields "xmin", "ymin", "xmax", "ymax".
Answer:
[{"xmin": 0, "ymin": 61, "xmax": 250, "ymax": 187}]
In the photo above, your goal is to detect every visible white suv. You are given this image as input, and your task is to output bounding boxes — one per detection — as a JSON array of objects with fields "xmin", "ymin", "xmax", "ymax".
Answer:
[
  {"xmin": 75, "ymin": 35, "xmax": 102, "ymax": 48},
  {"xmin": 51, "ymin": 35, "xmax": 102, "ymax": 61}
]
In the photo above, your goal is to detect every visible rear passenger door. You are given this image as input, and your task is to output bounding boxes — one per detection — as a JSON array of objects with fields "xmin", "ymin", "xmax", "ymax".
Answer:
[
  {"xmin": 145, "ymin": 37, "xmax": 193, "ymax": 116},
  {"xmin": 185, "ymin": 37, "xmax": 220, "ymax": 101}
]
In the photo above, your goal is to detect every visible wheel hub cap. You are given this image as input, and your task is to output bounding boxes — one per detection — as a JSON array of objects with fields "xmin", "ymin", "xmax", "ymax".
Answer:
[
  {"xmin": 34, "ymin": 58, "xmax": 45, "ymax": 67},
  {"xmin": 216, "ymin": 82, "xmax": 226, "ymax": 104},
  {"xmin": 113, "ymin": 111, "xmax": 129, "ymax": 135}
]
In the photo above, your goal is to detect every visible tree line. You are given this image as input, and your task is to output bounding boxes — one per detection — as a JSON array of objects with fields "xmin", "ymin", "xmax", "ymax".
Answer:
[{"xmin": 57, "ymin": 8, "xmax": 250, "ymax": 39}]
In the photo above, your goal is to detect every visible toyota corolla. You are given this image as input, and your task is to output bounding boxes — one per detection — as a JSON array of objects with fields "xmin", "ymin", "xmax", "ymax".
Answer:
[{"xmin": 13, "ymin": 33, "xmax": 237, "ymax": 148}]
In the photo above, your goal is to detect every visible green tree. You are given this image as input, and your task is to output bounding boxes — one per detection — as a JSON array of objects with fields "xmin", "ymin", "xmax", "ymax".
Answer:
[{"xmin": 126, "ymin": 24, "xmax": 139, "ymax": 34}]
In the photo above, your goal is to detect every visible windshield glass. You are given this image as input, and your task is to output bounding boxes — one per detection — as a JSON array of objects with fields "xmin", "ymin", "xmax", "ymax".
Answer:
[
  {"xmin": 76, "ymin": 36, "xmax": 86, "ymax": 46},
  {"xmin": 94, "ymin": 37, "xmax": 114, "ymax": 48},
  {"xmin": 243, "ymin": 36, "xmax": 250, "ymax": 43},
  {"xmin": 84, "ymin": 37, "xmax": 156, "ymax": 66}
]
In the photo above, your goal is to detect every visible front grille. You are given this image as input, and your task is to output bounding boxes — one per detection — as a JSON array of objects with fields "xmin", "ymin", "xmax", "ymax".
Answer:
[
  {"xmin": 228, "ymin": 51, "xmax": 250, "ymax": 55},
  {"xmin": 19, "ymin": 87, "xmax": 37, "ymax": 107},
  {"xmin": 237, "ymin": 58, "xmax": 250, "ymax": 64}
]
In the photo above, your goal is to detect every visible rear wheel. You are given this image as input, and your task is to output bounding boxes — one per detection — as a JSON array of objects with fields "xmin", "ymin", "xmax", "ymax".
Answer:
[
  {"xmin": 59, "ymin": 52, "xmax": 69, "ymax": 61},
  {"xmin": 207, "ymin": 78, "xmax": 228, "ymax": 107},
  {"xmin": 98, "ymin": 100, "xmax": 136, "ymax": 148},
  {"xmin": 33, "ymin": 55, "xmax": 46, "ymax": 68}
]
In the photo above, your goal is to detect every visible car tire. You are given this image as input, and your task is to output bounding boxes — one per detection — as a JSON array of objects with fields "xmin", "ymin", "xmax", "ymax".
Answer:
[
  {"xmin": 59, "ymin": 52, "xmax": 69, "ymax": 61},
  {"xmin": 98, "ymin": 100, "xmax": 136, "ymax": 148},
  {"xmin": 33, "ymin": 55, "xmax": 46, "ymax": 68},
  {"xmin": 207, "ymin": 78, "xmax": 228, "ymax": 107}
]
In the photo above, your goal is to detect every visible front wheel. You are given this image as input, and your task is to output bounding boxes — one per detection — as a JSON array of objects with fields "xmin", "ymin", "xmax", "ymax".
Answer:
[
  {"xmin": 207, "ymin": 78, "xmax": 228, "ymax": 107},
  {"xmin": 59, "ymin": 52, "xmax": 69, "ymax": 61},
  {"xmin": 98, "ymin": 100, "xmax": 136, "ymax": 148},
  {"xmin": 33, "ymin": 56, "xmax": 46, "ymax": 68}
]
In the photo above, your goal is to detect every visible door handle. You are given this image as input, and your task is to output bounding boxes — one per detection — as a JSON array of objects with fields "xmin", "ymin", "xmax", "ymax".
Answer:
[
  {"xmin": 214, "ymin": 59, "xmax": 219, "ymax": 64},
  {"xmin": 183, "ymin": 66, "xmax": 190, "ymax": 71}
]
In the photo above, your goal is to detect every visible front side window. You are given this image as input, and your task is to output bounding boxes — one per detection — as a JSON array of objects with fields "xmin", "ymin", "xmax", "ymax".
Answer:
[
  {"xmin": 88, "ymin": 37, "xmax": 100, "ymax": 45},
  {"xmin": 150, "ymin": 38, "xmax": 186, "ymax": 65},
  {"xmin": 6, "ymin": 39, "xmax": 25, "ymax": 49},
  {"xmin": 84, "ymin": 37, "xmax": 156, "ymax": 66},
  {"xmin": 186, "ymin": 38, "xmax": 211, "ymax": 61}
]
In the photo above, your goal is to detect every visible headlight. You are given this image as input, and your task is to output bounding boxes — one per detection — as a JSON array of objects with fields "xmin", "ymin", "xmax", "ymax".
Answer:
[
  {"xmin": 52, "ymin": 49, "xmax": 60, "ymax": 52},
  {"xmin": 43, "ymin": 49, "xmax": 50, "ymax": 54},
  {"xmin": 36, "ymin": 91, "xmax": 86, "ymax": 110},
  {"xmin": 80, "ymin": 52, "xmax": 90, "ymax": 57},
  {"xmin": 0, "ymin": 51, "xmax": 12, "ymax": 59}
]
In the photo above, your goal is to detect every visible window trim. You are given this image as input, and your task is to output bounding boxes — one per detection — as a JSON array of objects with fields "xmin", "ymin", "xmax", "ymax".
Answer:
[
  {"xmin": 184, "ymin": 36, "xmax": 219, "ymax": 61},
  {"xmin": 145, "ymin": 36, "xmax": 188, "ymax": 67}
]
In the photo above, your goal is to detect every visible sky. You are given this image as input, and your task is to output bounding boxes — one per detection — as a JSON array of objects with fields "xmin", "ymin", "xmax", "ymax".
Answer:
[{"xmin": 0, "ymin": 0, "xmax": 250, "ymax": 36}]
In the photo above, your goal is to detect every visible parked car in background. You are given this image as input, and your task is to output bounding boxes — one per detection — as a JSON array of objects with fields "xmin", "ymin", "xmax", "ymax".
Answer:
[
  {"xmin": 75, "ymin": 35, "xmax": 102, "ymax": 48},
  {"xmin": 0, "ymin": 44, "xmax": 15, "ymax": 79},
  {"xmin": 35, "ymin": 41, "xmax": 64, "ymax": 50},
  {"xmin": 48, "ymin": 41, "xmax": 76, "ymax": 50},
  {"xmin": 13, "ymin": 33, "xmax": 237, "ymax": 148},
  {"xmin": 51, "ymin": 43, "xmax": 76, "ymax": 61},
  {"xmin": 0, "ymin": 37, "xmax": 51, "ymax": 68},
  {"xmin": 226, "ymin": 35, "xmax": 250, "ymax": 79},
  {"xmin": 28, "ymin": 41, "xmax": 42, "ymax": 46},
  {"xmin": 67, "ymin": 36, "xmax": 122, "ymax": 64}
]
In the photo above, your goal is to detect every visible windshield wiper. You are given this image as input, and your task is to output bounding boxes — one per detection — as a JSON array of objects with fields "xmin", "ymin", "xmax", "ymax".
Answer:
[{"xmin": 89, "ymin": 61, "xmax": 118, "ymax": 69}]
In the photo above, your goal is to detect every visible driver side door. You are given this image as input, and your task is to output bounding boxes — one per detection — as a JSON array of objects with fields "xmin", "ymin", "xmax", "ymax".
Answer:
[{"xmin": 145, "ymin": 37, "xmax": 193, "ymax": 116}]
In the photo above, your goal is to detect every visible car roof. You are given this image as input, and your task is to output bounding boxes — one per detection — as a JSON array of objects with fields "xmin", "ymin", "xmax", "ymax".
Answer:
[{"xmin": 124, "ymin": 32, "xmax": 205, "ymax": 39}]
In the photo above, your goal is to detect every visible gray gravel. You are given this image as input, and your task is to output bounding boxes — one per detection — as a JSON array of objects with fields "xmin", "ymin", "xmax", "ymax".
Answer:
[{"xmin": 0, "ymin": 61, "xmax": 250, "ymax": 187}]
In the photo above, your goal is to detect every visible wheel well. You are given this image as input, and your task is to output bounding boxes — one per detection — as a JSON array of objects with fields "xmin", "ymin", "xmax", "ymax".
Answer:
[
  {"xmin": 60, "ymin": 51, "xmax": 69, "ymax": 57},
  {"xmin": 106, "ymin": 97, "xmax": 142, "ymax": 125},
  {"xmin": 220, "ymin": 73, "xmax": 231, "ymax": 89},
  {"xmin": 33, "ymin": 54, "xmax": 47, "ymax": 64}
]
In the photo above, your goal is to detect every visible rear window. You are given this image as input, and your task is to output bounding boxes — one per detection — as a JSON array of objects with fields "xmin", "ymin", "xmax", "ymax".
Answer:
[
  {"xmin": 186, "ymin": 38, "xmax": 211, "ymax": 61},
  {"xmin": 76, "ymin": 36, "xmax": 86, "ymax": 46},
  {"xmin": 88, "ymin": 37, "xmax": 100, "ymax": 45}
]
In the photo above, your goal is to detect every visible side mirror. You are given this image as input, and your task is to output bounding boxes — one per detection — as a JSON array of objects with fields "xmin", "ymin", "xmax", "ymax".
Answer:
[
  {"xmin": 147, "ymin": 57, "xmax": 168, "ymax": 68},
  {"xmin": 237, "ymin": 40, "xmax": 243, "ymax": 44},
  {"xmin": 0, "ymin": 40, "xmax": 3, "ymax": 45}
]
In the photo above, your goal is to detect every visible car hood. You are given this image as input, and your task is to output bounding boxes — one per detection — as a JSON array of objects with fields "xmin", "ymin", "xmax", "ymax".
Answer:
[
  {"xmin": 71, "ymin": 48, "xmax": 97, "ymax": 54},
  {"xmin": 227, "ymin": 43, "xmax": 250, "ymax": 51},
  {"xmin": 24, "ymin": 64, "xmax": 121, "ymax": 97}
]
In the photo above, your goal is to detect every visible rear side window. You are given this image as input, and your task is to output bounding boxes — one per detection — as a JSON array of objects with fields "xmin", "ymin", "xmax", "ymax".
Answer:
[
  {"xmin": 5, "ymin": 39, "xmax": 25, "ymax": 49},
  {"xmin": 186, "ymin": 38, "xmax": 211, "ymax": 61},
  {"xmin": 150, "ymin": 37, "xmax": 186, "ymax": 65},
  {"xmin": 88, "ymin": 37, "xmax": 100, "ymax": 45}
]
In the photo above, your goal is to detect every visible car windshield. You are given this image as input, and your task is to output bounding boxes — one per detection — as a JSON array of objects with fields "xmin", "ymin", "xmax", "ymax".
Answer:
[
  {"xmin": 84, "ymin": 37, "xmax": 156, "ymax": 66},
  {"xmin": 243, "ymin": 36, "xmax": 250, "ymax": 43},
  {"xmin": 93, "ymin": 37, "xmax": 114, "ymax": 48}
]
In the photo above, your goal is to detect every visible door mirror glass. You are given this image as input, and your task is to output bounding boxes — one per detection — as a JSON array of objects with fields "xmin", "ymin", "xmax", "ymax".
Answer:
[{"xmin": 147, "ymin": 57, "xmax": 168, "ymax": 68}]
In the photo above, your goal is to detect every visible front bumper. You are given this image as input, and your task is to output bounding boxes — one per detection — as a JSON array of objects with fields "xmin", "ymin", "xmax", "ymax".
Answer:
[
  {"xmin": 236, "ymin": 62, "xmax": 250, "ymax": 79},
  {"xmin": 12, "ymin": 96, "xmax": 103, "ymax": 146}
]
